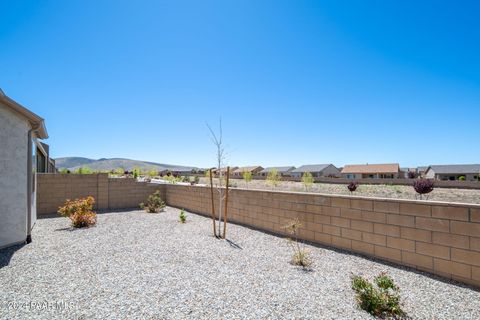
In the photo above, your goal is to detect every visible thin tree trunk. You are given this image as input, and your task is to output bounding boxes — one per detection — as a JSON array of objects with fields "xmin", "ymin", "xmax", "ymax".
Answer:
[
  {"xmin": 209, "ymin": 169, "xmax": 216, "ymax": 237},
  {"xmin": 223, "ymin": 167, "xmax": 230, "ymax": 239}
]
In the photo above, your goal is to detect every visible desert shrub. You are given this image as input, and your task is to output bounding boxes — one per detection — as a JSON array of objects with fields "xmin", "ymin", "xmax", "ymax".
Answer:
[
  {"xmin": 74, "ymin": 167, "xmax": 93, "ymax": 174},
  {"xmin": 242, "ymin": 170, "xmax": 253, "ymax": 188},
  {"xmin": 58, "ymin": 196, "xmax": 97, "ymax": 228},
  {"xmin": 179, "ymin": 209, "xmax": 187, "ymax": 223},
  {"xmin": 413, "ymin": 179, "xmax": 434, "ymax": 200},
  {"xmin": 133, "ymin": 167, "xmax": 142, "ymax": 179},
  {"xmin": 301, "ymin": 172, "xmax": 314, "ymax": 191},
  {"xmin": 347, "ymin": 182, "xmax": 358, "ymax": 193},
  {"xmin": 139, "ymin": 190, "xmax": 166, "ymax": 213},
  {"xmin": 163, "ymin": 175, "xmax": 180, "ymax": 184},
  {"xmin": 284, "ymin": 218, "xmax": 312, "ymax": 269},
  {"xmin": 352, "ymin": 273, "xmax": 404, "ymax": 318},
  {"xmin": 458, "ymin": 175, "xmax": 466, "ymax": 181},
  {"xmin": 266, "ymin": 169, "xmax": 281, "ymax": 188}
]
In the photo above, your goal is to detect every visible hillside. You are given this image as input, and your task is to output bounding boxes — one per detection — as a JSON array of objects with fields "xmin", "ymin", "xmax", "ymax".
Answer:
[{"xmin": 55, "ymin": 157, "xmax": 197, "ymax": 172}]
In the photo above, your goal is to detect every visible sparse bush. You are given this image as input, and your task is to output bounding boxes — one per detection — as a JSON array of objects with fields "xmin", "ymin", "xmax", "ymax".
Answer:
[
  {"xmin": 58, "ymin": 196, "xmax": 97, "ymax": 228},
  {"xmin": 301, "ymin": 172, "xmax": 314, "ymax": 191},
  {"xmin": 139, "ymin": 190, "xmax": 166, "ymax": 213},
  {"xmin": 74, "ymin": 167, "xmax": 93, "ymax": 174},
  {"xmin": 194, "ymin": 176, "xmax": 200, "ymax": 184},
  {"xmin": 284, "ymin": 218, "xmax": 312, "ymax": 269},
  {"xmin": 242, "ymin": 170, "xmax": 253, "ymax": 188},
  {"xmin": 147, "ymin": 169, "xmax": 158, "ymax": 178},
  {"xmin": 458, "ymin": 175, "xmax": 466, "ymax": 181},
  {"xmin": 351, "ymin": 272, "xmax": 404, "ymax": 318},
  {"xmin": 133, "ymin": 167, "xmax": 141, "ymax": 179},
  {"xmin": 266, "ymin": 169, "xmax": 281, "ymax": 189},
  {"xmin": 179, "ymin": 209, "xmax": 187, "ymax": 223},
  {"xmin": 347, "ymin": 182, "xmax": 358, "ymax": 193},
  {"xmin": 413, "ymin": 179, "xmax": 434, "ymax": 200}
]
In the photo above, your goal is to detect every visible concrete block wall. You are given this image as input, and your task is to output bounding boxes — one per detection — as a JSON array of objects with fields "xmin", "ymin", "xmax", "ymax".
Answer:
[
  {"xmin": 108, "ymin": 178, "xmax": 165, "ymax": 209},
  {"xmin": 37, "ymin": 174, "xmax": 165, "ymax": 214},
  {"xmin": 37, "ymin": 174, "xmax": 110, "ymax": 214},
  {"xmin": 165, "ymin": 185, "xmax": 480, "ymax": 287}
]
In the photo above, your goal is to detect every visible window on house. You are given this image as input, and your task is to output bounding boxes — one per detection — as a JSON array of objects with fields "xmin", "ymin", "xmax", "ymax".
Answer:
[{"xmin": 36, "ymin": 148, "xmax": 46, "ymax": 173}]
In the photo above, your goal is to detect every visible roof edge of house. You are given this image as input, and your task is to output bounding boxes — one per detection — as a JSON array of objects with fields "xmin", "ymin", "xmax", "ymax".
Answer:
[{"xmin": 0, "ymin": 89, "xmax": 48, "ymax": 139}]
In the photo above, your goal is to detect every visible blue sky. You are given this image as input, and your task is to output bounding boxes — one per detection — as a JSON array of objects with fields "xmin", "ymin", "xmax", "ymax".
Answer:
[{"xmin": 1, "ymin": 1, "xmax": 479, "ymax": 168}]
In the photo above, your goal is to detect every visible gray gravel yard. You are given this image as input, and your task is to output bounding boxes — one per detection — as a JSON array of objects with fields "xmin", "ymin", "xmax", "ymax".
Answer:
[
  {"xmin": 200, "ymin": 178, "xmax": 480, "ymax": 204},
  {"xmin": 1, "ymin": 208, "xmax": 479, "ymax": 319}
]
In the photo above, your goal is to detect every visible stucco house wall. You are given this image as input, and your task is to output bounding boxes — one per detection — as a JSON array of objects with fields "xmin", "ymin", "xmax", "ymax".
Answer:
[{"xmin": 0, "ymin": 103, "xmax": 29, "ymax": 248}]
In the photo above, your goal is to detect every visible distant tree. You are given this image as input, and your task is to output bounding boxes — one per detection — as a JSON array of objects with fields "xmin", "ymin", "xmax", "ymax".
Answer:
[
  {"xmin": 242, "ymin": 170, "xmax": 253, "ymax": 188},
  {"xmin": 266, "ymin": 169, "xmax": 281, "ymax": 189},
  {"xmin": 133, "ymin": 167, "xmax": 141, "ymax": 179},
  {"xmin": 114, "ymin": 168, "xmax": 125, "ymax": 176},
  {"xmin": 59, "ymin": 168, "xmax": 70, "ymax": 174},
  {"xmin": 75, "ymin": 167, "xmax": 93, "ymax": 174},
  {"xmin": 301, "ymin": 172, "xmax": 314, "ymax": 191},
  {"xmin": 148, "ymin": 169, "xmax": 158, "ymax": 178},
  {"xmin": 407, "ymin": 171, "xmax": 417, "ymax": 179}
]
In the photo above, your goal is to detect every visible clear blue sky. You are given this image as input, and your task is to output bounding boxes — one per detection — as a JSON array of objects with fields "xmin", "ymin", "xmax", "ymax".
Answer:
[{"xmin": 1, "ymin": 1, "xmax": 479, "ymax": 168}]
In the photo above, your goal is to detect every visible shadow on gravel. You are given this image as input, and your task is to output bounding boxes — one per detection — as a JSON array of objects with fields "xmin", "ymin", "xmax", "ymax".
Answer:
[
  {"xmin": 54, "ymin": 227, "xmax": 75, "ymax": 232},
  {"xmin": 226, "ymin": 239, "xmax": 243, "ymax": 250},
  {"xmin": 0, "ymin": 244, "xmax": 25, "ymax": 269}
]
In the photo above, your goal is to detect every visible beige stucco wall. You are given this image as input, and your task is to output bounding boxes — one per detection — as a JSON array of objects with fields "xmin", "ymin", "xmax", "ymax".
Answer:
[{"xmin": 0, "ymin": 102, "xmax": 29, "ymax": 248}]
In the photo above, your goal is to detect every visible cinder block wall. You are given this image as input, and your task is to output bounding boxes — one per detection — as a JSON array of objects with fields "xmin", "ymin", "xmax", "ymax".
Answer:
[
  {"xmin": 37, "ymin": 173, "xmax": 109, "ymax": 214},
  {"xmin": 165, "ymin": 185, "xmax": 480, "ymax": 287},
  {"xmin": 37, "ymin": 174, "xmax": 165, "ymax": 214},
  {"xmin": 108, "ymin": 178, "xmax": 165, "ymax": 209}
]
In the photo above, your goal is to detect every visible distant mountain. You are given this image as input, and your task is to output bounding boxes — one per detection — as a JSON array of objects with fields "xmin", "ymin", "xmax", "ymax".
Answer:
[
  {"xmin": 55, "ymin": 157, "xmax": 96, "ymax": 169},
  {"xmin": 55, "ymin": 157, "xmax": 197, "ymax": 172}
]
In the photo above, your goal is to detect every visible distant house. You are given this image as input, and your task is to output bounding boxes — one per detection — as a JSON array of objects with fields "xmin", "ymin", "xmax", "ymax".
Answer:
[
  {"xmin": 0, "ymin": 89, "xmax": 51, "ymax": 249},
  {"xmin": 259, "ymin": 166, "xmax": 295, "ymax": 177},
  {"xmin": 425, "ymin": 164, "xmax": 480, "ymax": 181},
  {"xmin": 290, "ymin": 164, "xmax": 341, "ymax": 178},
  {"xmin": 169, "ymin": 167, "xmax": 198, "ymax": 176},
  {"xmin": 417, "ymin": 166, "xmax": 428, "ymax": 178},
  {"xmin": 232, "ymin": 166, "xmax": 264, "ymax": 178},
  {"xmin": 341, "ymin": 163, "xmax": 400, "ymax": 179},
  {"xmin": 213, "ymin": 167, "xmax": 238, "ymax": 177},
  {"xmin": 401, "ymin": 167, "xmax": 417, "ymax": 179}
]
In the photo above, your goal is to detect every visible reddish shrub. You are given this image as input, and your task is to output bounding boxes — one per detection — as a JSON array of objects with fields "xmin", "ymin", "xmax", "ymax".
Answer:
[
  {"xmin": 58, "ymin": 196, "xmax": 97, "ymax": 228},
  {"xmin": 348, "ymin": 182, "xmax": 358, "ymax": 193},
  {"xmin": 413, "ymin": 179, "xmax": 434, "ymax": 199}
]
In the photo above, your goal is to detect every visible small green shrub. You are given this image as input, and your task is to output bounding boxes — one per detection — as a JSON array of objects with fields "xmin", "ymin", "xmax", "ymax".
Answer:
[
  {"xmin": 458, "ymin": 175, "xmax": 466, "ymax": 181},
  {"xmin": 139, "ymin": 190, "xmax": 166, "ymax": 213},
  {"xmin": 266, "ymin": 169, "xmax": 281, "ymax": 188},
  {"xmin": 352, "ymin": 272, "xmax": 405, "ymax": 318},
  {"xmin": 242, "ymin": 170, "xmax": 253, "ymax": 188},
  {"xmin": 301, "ymin": 172, "xmax": 314, "ymax": 191},
  {"xmin": 74, "ymin": 167, "xmax": 93, "ymax": 174},
  {"xmin": 179, "ymin": 209, "xmax": 187, "ymax": 223}
]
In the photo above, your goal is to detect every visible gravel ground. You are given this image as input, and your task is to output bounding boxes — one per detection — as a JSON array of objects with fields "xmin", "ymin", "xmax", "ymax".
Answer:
[
  {"xmin": 1, "ymin": 208, "xmax": 479, "ymax": 320},
  {"xmin": 200, "ymin": 178, "xmax": 480, "ymax": 204}
]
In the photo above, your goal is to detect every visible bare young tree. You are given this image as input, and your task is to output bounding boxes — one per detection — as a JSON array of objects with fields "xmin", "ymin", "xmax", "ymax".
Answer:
[{"xmin": 207, "ymin": 119, "xmax": 229, "ymax": 238}]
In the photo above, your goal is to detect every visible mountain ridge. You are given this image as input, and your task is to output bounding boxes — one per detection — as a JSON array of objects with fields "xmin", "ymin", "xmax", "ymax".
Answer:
[{"xmin": 55, "ymin": 157, "xmax": 197, "ymax": 171}]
